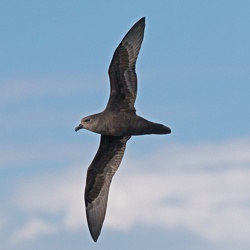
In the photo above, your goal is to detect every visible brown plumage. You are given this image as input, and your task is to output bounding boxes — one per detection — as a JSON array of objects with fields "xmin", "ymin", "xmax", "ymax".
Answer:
[{"xmin": 75, "ymin": 17, "xmax": 171, "ymax": 242}]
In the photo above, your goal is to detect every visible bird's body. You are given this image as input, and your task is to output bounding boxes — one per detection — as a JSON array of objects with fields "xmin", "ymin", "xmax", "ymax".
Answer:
[
  {"xmin": 79, "ymin": 111, "xmax": 171, "ymax": 136},
  {"xmin": 75, "ymin": 17, "xmax": 171, "ymax": 242}
]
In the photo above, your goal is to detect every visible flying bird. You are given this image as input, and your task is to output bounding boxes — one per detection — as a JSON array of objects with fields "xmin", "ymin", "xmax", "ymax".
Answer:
[{"xmin": 75, "ymin": 17, "xmax": 171, "ymax": 242}]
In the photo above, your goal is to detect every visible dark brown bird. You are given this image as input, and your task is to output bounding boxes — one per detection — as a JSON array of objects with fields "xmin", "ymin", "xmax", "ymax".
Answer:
[{"xmin": 75, "ymin": 17, "xmax": 171, "ymax": 242}]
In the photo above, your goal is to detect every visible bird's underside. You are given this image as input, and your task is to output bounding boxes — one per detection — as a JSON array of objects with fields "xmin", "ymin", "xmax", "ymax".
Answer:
[{"xmin": 75, "ymin": 17, "xmax": 171, "ymax": 242}]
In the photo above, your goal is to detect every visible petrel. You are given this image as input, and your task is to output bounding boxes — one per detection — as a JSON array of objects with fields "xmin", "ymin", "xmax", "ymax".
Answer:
[{"xmin": 75, "ymin": 17, "xmax": 171, "ymax": 242}]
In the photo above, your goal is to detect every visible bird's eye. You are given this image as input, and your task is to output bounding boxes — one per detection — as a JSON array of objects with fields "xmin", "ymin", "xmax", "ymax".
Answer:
[{"xmin": 85, "ymin": 119, "xmax": 90, "ymax": 122}]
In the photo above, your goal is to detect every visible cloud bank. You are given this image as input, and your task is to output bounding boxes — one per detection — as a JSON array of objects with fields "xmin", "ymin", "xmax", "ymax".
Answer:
[{"xmin": 10, "ymin": 137, "xmax": 250, "ymax": 244}]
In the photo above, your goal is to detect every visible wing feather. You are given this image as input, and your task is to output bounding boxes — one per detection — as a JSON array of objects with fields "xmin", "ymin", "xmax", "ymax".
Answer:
[
  {"xmin": 107, "ymin": 17, "xmax": 145, "ymax": 112},
  {"xmin": 85, "ymin": 135, "xmax": 130, "ymax": 241}
]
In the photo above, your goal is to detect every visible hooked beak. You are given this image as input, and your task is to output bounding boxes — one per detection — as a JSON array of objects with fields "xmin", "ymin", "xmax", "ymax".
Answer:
[{"xmin": 75, "ymin": 124, "xmax": 83, "ymax": 132}]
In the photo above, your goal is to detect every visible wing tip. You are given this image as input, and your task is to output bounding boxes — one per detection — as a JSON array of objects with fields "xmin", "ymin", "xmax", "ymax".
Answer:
[
  {"xmin": 90, "ymin": 231, "xmax": 99, "ymax": 242},
  {"xmin": 139, "ymin": 16, "xmax": 145, "ymax": 23},
  {"xmin": 87, "ymin": 215, "xmax": 102, "ymax": 242},
  {"xmin": 124, "ymin": 17, "xmax": 146, "ymax": 39},
  {"xmin": 133, "ymin": 16, "xmax": 145, "ymax": 30},
  {"xmin": 86, "ymin": 202, "xmax": 105, "ymax": 243}
]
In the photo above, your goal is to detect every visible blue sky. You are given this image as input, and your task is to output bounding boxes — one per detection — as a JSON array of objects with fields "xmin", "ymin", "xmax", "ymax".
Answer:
[{"xmin": 1, "ymin": 1, "xmax": 250, "ymax": 249}]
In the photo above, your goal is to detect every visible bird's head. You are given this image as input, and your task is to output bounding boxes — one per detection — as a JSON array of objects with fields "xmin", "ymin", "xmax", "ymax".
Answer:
[{"xmin": 75, "ymin": 114, "xmax": 100, "ymax": 133}]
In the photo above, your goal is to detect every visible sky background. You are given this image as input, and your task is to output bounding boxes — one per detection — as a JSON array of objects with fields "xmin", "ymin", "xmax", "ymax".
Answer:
[{"xmin": 1, "ymin": 1, "xmax": 250, "ymax": 249}]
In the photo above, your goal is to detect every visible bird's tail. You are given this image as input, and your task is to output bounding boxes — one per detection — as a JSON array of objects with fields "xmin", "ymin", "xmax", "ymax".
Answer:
[{"xmin": 149, "ymin": 122, "xmax": 171, "ymax": 134}]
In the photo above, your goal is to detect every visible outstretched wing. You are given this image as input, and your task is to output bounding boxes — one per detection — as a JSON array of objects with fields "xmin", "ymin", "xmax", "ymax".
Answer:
[
  {"xmin": 106, "ymin": 17, "xmax": 145, "ymax": 113},
  {"xmin": 85, "ymin": 135, "xmax": 131, "ymax": 242}
]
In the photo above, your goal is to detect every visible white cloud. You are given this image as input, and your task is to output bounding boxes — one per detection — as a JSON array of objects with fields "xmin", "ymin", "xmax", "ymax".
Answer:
[
  {"xmin": 141, "ymin": 137, "xmax": 250, "ymax": 171},
  {"xmin": 108, "ymin": 169, "xmax": 250, "ymax": 242},
  {"xmin": 11, "ymin": 137, "xmax": 250, "ymax": 243},
  {"xmin": 11, "ymin": 217, "xmax": 57, "ymax": 243},
  {"xmin": 0, "ymin": 73, "xmax": 105, "ymax": 104},
  {"xmin": 0, "ymin": 142, "xmax": 88, "ymax": 169},
  {"xmin": 0, "ymin": 73, "xmax": 108, "ymax": 133},
  {"xmin": 13, "ymin": 167, "xmax": 86, "ymax": 230}
]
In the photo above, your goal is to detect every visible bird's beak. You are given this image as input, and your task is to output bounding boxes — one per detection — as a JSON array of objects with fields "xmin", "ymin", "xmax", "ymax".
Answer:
[{"xmin": 75, "ymin": 124, "xmax": 83, "ymax": 132}]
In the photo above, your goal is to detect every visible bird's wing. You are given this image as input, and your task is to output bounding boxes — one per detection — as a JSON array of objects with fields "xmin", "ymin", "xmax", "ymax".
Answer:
[
  {"xmin": 106, "ymin": 17, "xmax": 145, "ymax": 113},
  {"xmin": 85, "ymin": 135, "xmax": 131, "ymax": 242}
]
